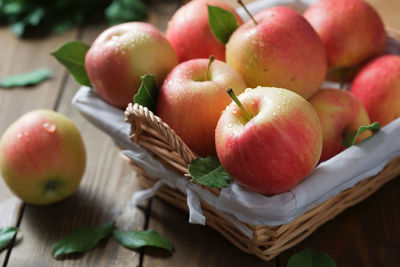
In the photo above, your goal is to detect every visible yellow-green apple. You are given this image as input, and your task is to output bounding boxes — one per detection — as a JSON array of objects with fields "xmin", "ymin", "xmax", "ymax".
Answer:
[
  {"xmin": 166, "ymin": 0, "xmax": 243, "ymax": 62},
  {"xmin": 225, "ymin": 7, "xmax": 326, "ymax": 99},
  {"xmin": 215, "ymin": 86, "xmax": 323, "ymax": 195},
  {"xmin": 85, "ymin": 22, "xmax": 178, "ymax": 108},
  {"xmin": 304, "ymin": 0, "xmax": 386, "ymax": 79},
  {"xmin": 309, "ymin": 89, "xmax": 371, "ymax": 162},
  {"xmin": 351, "ymin": 54, "xmax": 400, "ymax": 126},
  {"xmin": 0, "ymin": 110, "xmax": 86, "ymax": 205},
  {"xmin": 157, "ymin": 57, "xmax": 246, "ymax": 157}
]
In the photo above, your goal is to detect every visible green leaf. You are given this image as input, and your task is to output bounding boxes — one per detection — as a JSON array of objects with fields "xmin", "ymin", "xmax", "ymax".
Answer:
[
  {"xmin": 207, "ymin": 5, "xmax": 239, "ymax": 44},
  {"xmin": 287, "ymin": 249, "xmax": 336, "ymax": 267},
  {"xmin": 0, "ymin": 68, "xmax": 52, "ymax": 88},
  {"xmin": 0, "ymin": 227, "xmax": 18, "ymax": 252},
  {"xmin": 51, "ymin": 41, "xmax": 92, "ymax": 87},
  {"xmin": 189, "ymin": 156, "xmax": 230, "ymax": 188},
  {"xmin": 105, "ymin": 0, "xmax": 147, "ymax": 26},
  {"xmin": 113, "ymin": 229, "xmax": 172, "ymax": 252},
  {"xmin": 342, "ymin": 122, "xmax": 381, "ymax": 148},
  {"xmin": 133, "ymin": 74, "xmax": 159, "ymax": 112},
  {"xmin": 52, "ymin": 221, "xmax": 115, "ymax": 258}
]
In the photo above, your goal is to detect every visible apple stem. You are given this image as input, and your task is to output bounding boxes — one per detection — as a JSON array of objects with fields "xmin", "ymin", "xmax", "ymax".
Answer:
[
  {"xmin": 226, "ymin": 88, "xmax": 251, "ymax": 121},
  {"xmin": 237, "ymin": 0, "xmax": 257, "ymax": 25},
  {"xmin": 205, "ymin": 55, "xmax": 215, "ymax": 80}
]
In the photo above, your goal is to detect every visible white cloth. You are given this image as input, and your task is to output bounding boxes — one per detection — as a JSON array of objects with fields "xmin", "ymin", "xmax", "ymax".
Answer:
[{"xmin": 71, "ymin": 0, "xmax": 400, "ymax": 237}]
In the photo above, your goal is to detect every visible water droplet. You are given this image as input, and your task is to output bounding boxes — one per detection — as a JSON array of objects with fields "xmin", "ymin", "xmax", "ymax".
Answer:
[
  {"xmin": 17, "ymin": 133, "xmax": 22, "ymax": 138},
  {"xmin": 273, "ymin": 112, "xmax": 276, "ymax": 116},
  {"xmin": 43, "ymin": 122, "xmax": 56, "ymax": 133},
  {"xmin": 232, "ymin": 110, "xmax": 237, "ymax": 114},
  {"xmin": 277, "ymin": 105, "xmax": 280, "ymax": 109},
  {"xmin": 228, "ymin": 123, "xmax": 233, "ymax": 128}
]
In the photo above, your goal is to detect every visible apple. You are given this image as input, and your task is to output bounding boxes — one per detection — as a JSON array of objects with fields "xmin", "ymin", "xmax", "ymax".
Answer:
[
  {"xmin": 304, "ymin": 0, "xmax": 386, "ymax": 75},
  {"xmin": 215, "ymin": 86, "xmax": 323, "ymax": 195},
  {"xmin": 0, "ymin": 110, "xmax": 86, "ymax": 205},
  {"xmin": 350, "ymin": 54, "xmax": 400, "ymax": 127},
  {"xmin": 157, "ymin": 57, "xmax": 246, "ymax": 157},
  {"xmin": 166, "ymin": 0, "xmax": 243, "ymax": 62},
  {"xmin": 309, "ymin": 89, "xmax": 371, "ymax": 162},
  {"xmin": 225, "ymin": 6, "xmax": 327, "ymax": 100},
  {"xmin": 85, "ymin": 22, "xmax": 178, "ymax": 108}
]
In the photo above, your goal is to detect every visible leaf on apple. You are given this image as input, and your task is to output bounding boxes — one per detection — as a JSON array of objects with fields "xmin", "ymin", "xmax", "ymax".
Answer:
[
  {"xmin": 134, "ymin": 74, "xmax": 159, "ymax": 113},
  {"xmin": 113, "ymin": 229, "xmax": 173, "ymax": 252},
  {"xmin": 52, "ymin": 221, "xmax": 115, "ymax": 258},
  {"xmin": 207, "ymin": 5, "xmax": 239, "ymax": 44},
  {"xmin": 0, "ymin": 68, "xmax": 52, "ymax": 88},
  {"xmin": 342, "ymin": 122, "xmax": 381, "ymax": 148},
  {"xmin": 51, "ymin": 41, "xmax": 92, "ymax": 88},
  {"xmin": 105, "ymin": 0, "xmax": 148, "ymax": 26},
  {"xmin": 188, "ymin": 156, "xmax": 230, "ymax": 188},
  {"xmin": 0, "ymin": 227, "xmax": 18, "ymax": 252},
  {"xmin": 287, "ymin": 249, "xmax": 336, "ymax": 267}
]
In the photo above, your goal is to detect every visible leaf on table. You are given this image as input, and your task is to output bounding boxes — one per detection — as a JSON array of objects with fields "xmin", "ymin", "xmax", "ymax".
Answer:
[
  {"xmin": 0, "ymin": 227, "xmax": 18, "ymax": 252},
  {"xmin": 208, "ymin": 5, "xmax": 239, "ymax": 44},
  {"xmin": 105, "ymin": 0, "xmax": 147, "ymax": 25},
  {"xmin": 51, "ymin": 41, "xmax": 92, "ymax": 87},
  {"xmin": 0, "ymin": 68, "xmax": 52, "ymax": 88},
  {"xmin": 52, "ymin": 221, "xmax": 115, "ymax": 258},
  {"xmin": 133, "ymin": 74, "xmax": 159, "ymax": 113},
  {"xmin": 342, "ymin": 122, "xmax": 381, "ymax": 148},
  {"xmin": 189, "ymin": 156, "xmax": 230, "ymax": 188},
  {"xmin": 113, "ymin": 229, "xmax": 173, "ymax": 252},
  {"xmin": 287, "ymin": 249, "xmax": 336, "ymax": 267}
]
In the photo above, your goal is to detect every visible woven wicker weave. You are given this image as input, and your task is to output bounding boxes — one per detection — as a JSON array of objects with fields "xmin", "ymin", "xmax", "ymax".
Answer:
[{"xmin": 123, "ymin": 29, "xmax": 400, "ymax": 261}]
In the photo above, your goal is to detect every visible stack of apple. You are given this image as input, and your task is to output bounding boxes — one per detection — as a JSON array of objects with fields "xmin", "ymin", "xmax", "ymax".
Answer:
[{"xmin": 83, "ymin": 0, "xmax": 400, "ymax": 195}]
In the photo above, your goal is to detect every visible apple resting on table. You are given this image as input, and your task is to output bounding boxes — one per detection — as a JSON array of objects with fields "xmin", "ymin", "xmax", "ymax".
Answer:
[
  {"xmin": 304, "ymin": 0, "xmax": 386, "ymax": 80},
  {"xmin": 0, "ymin": 110, "xmax": 86, "ymax": 205},
  {"xmin": 351, "ymin": 54, "xmax": 400, "ymax": 127},
  {"xmin": 85, "ymin": 22, "xmax": 178, "ymax": 108},
  {"xmin": 226, "ymin": 6, "xmax": 326, "ymax": 99},
  {"xmin": 309, "ymin": 89, "xmax": 371, "ymax": 162},
  {"xmin": 166, "ymin": 0, "xmax": 243, "ymax": 62},
  {"xmin": 157, "ymin": 57, "xmax": 246, "ymax": 157},
  {"xmin": 215, "ymin": 87, "xmax": 323, "ymax": 195}
]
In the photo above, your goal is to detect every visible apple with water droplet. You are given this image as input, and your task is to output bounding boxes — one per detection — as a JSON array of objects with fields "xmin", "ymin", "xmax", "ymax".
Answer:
[
  {"xmin": 215, "ymin": 87, "xmax": 322, "ymax": 194},
  {"xmin": 0, "ymin": 110, "xmax": 86, "ymax": 205},
  {"xmin": 157, "ymin": 57, "xmax": 246, "ymax": 156},
  {"xmin": 85, "ymin": 22, "xmax": 178, "ymax": 108}
]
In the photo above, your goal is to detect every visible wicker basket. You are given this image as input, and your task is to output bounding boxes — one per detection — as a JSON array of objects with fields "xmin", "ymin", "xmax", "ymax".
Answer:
[{"xmin": 122, "ymin": 29, "xmax": 400, "ymax": 261}]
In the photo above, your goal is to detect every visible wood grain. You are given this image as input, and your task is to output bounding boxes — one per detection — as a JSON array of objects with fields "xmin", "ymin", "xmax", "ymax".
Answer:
[
  {"xmin": 0, "ymin": 26, "xmax": 78, "ymax": 265},
  {"xmin": 5, "ymin": 24, "xmax": 146, "ymax": 267}
]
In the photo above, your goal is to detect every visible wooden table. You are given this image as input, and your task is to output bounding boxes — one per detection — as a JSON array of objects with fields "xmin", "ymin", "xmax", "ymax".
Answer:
[{"xmin": 0, "ymin": 0, "xmax": 399, "ymax": 266}]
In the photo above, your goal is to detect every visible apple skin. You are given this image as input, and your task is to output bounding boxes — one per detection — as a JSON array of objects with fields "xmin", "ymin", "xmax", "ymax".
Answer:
[
  {"xmin": 85, "ymin": 22, "xmax": 178, "ymax": 108},
  {"xmin": 0, "ymin": 110, "xmax": 86, "ymax": 205},
  {"xmin": 309, "ymin": 89, "xmax": 371, "ymax": 162},
  {"xmin": 225, "ymin": 7, "xmax": 327, "ymax": 100},
  {"xmin": 350, "ymin": 54, "xmax": 400, "ymax": 126},
  {"xmin": 215, "ymin": 87, "xmax": 323, "ymax": 195},
  {"xmin": 166, "ymin": 0, "xmax": 243, "ymax": 62},
  {"xmin": 157, "ymin": 58, "xmax": 246, "ymax": 157},
  {"xmin": 304, "ymin": 0, "xmax": 386, "ymax": 71}
]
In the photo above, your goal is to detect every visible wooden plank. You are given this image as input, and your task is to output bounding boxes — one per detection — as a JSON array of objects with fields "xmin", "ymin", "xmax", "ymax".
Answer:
[
  {"xmin": 278, "ymin": 177, "xmax": 400, "ymax": 266},
  {"xmin": 5, "ymin": 23, "xmax": 147, "ymax": 266},
  {"xmin": 142, "ymin": 198, "xmax": 276, "ymax": 267},
  {"xmin": 0, "ymin": 27, "xmax": 78, "ymax": 264}
]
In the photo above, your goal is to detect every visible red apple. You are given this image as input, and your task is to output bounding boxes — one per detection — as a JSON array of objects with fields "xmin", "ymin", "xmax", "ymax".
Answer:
[
  {"xmin": 225, "ymin": 6, "xmax": 327, "ymax": 99},
  {"xmin": 157, "ymin": 58, "xmax": 246, "ymax": 157},
  {"xmin": 215, "ymin": 86, "xmax": 323, "ymax": 195},
  {"xmin": 350, "ymin": 54, "xmax": 400, "ymax": 126},
  {"xmin": 309, "ymin": 89, "xmax": 371, "ymax": 162},
  {"xmin": 166, "ymin": 0, "xmax": 243, "ymax": 62},
  {"xmin": 304, "ymin": 0, "xmax": 386, "ymax": 73},
  {"xmin": 85, "ymin": 22, "xmax": 178, "ymax": 108},
  {"xmin": 0, "ymin": 110, "xmax": 86, "ymax": 205}
]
